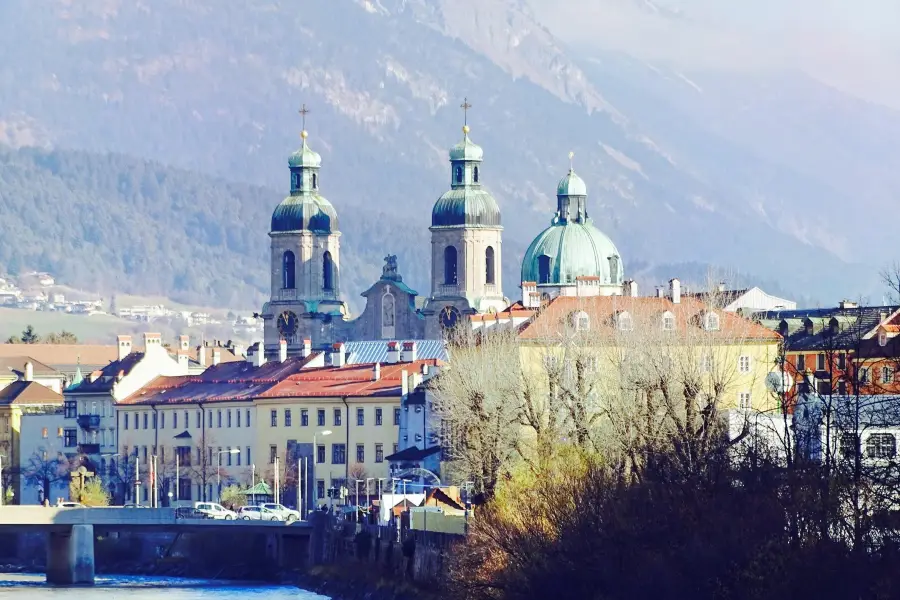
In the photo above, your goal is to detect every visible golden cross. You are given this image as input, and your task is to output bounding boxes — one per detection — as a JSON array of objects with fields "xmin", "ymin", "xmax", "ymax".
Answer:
[
  {"xmin": 460, "ymin": 98, "xmax": 472, "ymax": 126},
  {"xmin": 298, "ymin": 104, "xmax": 311, "ymax": 131}
]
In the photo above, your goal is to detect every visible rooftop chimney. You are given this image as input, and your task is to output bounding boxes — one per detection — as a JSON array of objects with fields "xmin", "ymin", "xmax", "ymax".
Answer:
[
  {"xmin": 177, "ymin": 353, "xmax": 190, "ymax": 370},
  {"xmin": 623, "ymin": 280, "xmax": 638, "ymax": 297},
  {"xmin": 301, "ymin": 339, "xmax": 312, "ymax": 359},
  {"xmin": 669, "ymin": 278, "xmax": 681, "ymax": 304},
  {"xmin": 401, "ymin": 341, "xmax": 418, "ymax": 363},
  {"xmin": 718, "ymin": 281, "xmax": 727, "ymax": 293},
  {"xmin": 421, "ymin": 363, "xmax": 430, "ymax": 377},
  {"xmin": 116, "ymin": 335, "xmax": 132, "ymax": 361},
  {"xmin": 24, "ymin": 361, "xmax": 33, "ymax": 382},
  {"xmin": 386, "ymin": 341, "xmax": 400, "ymax": 364},
  {"xmin": 839, "ymin": 300, "xmax": 858, "ymax": 310},
  {"xmin": 332, "ymin": 342, "xmax": 346, "ymax": 367},
  {"xmin": 178, "ymin": 335, "xmax": 190, "ymax": 352},
  {"xmin": 212, "ymin": 349, "xmax": 221, "ymax": 366},
  {"xmin": 373, "ymin": 362, "xmax": 381, "ymax": 381},
  {"xmin": 143, "ymin": 332, "xmax": 163, "ymax": 355},
  {"xmin": 656, "ymin": 286, "xmax": 664, "ymax": 299},
  {"xmin": 197, "ymin": 345, "xmax": 206, "ymax": 368},
  {"xmin": 401, "ymin": 369, "xmax": 409, "ymax": 396},
  {"xmin": 521, "ymin": 282, "xmax": 539, "ymax": 309},
  {"xmin": 253, "ymin": 345, "xmax": 267, "ymax": 368},
  {"xmin": 279, "ymin": 338, "xmax": 288, "ymax": 363}
]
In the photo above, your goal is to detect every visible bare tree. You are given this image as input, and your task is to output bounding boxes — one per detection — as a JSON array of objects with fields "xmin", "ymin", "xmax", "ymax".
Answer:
[{"xmin": 22, "ymin": 450, "xmax": 70, "ymax": 504}]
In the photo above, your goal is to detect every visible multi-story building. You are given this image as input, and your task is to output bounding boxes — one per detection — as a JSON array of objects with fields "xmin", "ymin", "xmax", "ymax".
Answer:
[
  {"xmin": 116, "ymin": 340, "xmax": 441, "ymax": 511},
  {"xmin": 755, "ymin": 303, "xmax": 900, "ymax": 405},
  {"xmin": 17, "ymin": 408, "xmax": 68, "ymax": 505}
]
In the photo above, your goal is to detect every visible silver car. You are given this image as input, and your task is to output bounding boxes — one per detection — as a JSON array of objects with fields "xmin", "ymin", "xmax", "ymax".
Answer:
[{"xmin": 237, "ymin": 505, "xmax": 281, "ymax": 521}]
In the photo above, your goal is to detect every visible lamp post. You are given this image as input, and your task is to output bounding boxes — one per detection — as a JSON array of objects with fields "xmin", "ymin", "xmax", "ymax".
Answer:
[
  {"xmin": 311, "ymin": 429, "xmax": 332, "ymax": 513},
  {"xmin": 355, "ymin": 479, "xmax": 362, "ymax": 523},
  {"xmin": 216, "ymin": 449, "xmax": 240, "ymax": 503}
]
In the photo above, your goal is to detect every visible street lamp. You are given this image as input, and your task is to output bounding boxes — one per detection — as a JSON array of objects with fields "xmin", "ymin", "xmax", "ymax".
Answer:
[
  {"xmin": 311, "ymin": 429, "xmax": 332, "ymax": 513},
  {"xmin": 217, "ymin": 449, "xmax": 240, "ymax": 503}
]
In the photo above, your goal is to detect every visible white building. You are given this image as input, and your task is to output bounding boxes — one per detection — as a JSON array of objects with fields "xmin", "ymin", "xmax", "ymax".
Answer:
[{"xmin": 17, "ymin": 410, "xmax": 69, "ymax": 505}]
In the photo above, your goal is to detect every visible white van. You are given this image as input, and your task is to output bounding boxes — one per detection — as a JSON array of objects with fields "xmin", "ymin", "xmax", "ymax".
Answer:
[{"xmin": 193, "ymin": 502, "xmax": 237, "ymax": 520}]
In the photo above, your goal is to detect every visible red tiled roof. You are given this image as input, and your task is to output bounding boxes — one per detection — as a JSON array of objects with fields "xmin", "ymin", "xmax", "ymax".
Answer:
[
  {"xmin": 262, "ymin": 359, "xmax": 440, "ymax": 399},
  {"xmin": 519, "ymin": 296, "xmax": 781, "ymax": 342},
  {"xmin": 469, "ymin": 301, "xmax": 537, "ymax": 323}
]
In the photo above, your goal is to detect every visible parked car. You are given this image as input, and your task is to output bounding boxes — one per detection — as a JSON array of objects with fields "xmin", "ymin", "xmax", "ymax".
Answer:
[
  {"xmin": 237, "ymin": 505, "xmax": 281, "ymax": 521},
  {"xmin": 258, "ymin": 503, "xmax": 301, "ymax": 523},
  {"xmin": 193, "ymin": 502, "xmax": 237, "ymax": 520}
]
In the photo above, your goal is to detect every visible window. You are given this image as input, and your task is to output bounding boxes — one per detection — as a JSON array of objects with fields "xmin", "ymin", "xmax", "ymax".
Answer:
[
  {"xmin": 176, "ymin": 446, "xmax": 192, "ymax": 468},
  {"xmin": 866, "ymin": 433, "xmax": 897, "ymax": 459},
  {"xmin": 817, "ymin": 380, "xmax": 832, "ymax": 395},
  {"xmin": 473, "ymin": 165, "xmax": 479, "ymax": 183},
  {"xmin": 356, "ymin": 444, "xmax": 365, "ymax": 463},
  {"xmin": 738, "ymin": 392, "xmax": 752, "ymax": 410},
  {"xmin": 246, "ymin": 447, "xmax": 251, "ymax": 466},
  {"xmin": 143, "ymin": 446, "xmax": 148, "ymax": 463},
  {"xmin": 817, "ymin": 353, "xmax": 826, "ymax": 371},
  {"xmin": 394, "ymin": 407, "xmax": 401, "ymax": 426},
  {"xmin": 217, "ymin": 410, "xmax": 222, "ymax": 428},
  {"xmin": 123, "ymin": 413, "xmax": 129, "ymax": 430},
  {"xmin": 316, "ymin": 445, "xmax": 325, "ymax": 464},
  {"xmin": 797, "ymin": 355, "xmax": 805, "ymax": 371},
  {"xmin": 739, "ymin": 356, "xmax": 751, "ymax": 373},
  {"xmin": 173, "ymin": 412, "xmax": 178, "ymax": 430},
  {"xmin": 236, "ymin": 410, "xmax": 240, "ymax": 428},
  {"xmin": 285, "ymin": 409, "xmax": 292, "ymax": 427},
  {"xmin": 455, "ymin": 165, "xmax": 463, "ymax": 184},
  {"xmin": 236, "ymin": 450, "xmax": 241, "ymax": 466},
  {"xmin": 538, "ymin": 255, "xmax": 552, "ymax": 285},
  {"xmin": 700, "ymin": 354, "xmax": 713, "ymax": 373},
  {"xmin": 444, "ymin": 246, "xmax": 458, "ymax": 285},
  {"xmin": 246, "ymin": 409, "xmax": 251, "ymax": 427},
  {"xmin": 357, "ymin": 407, "xmax": 364, "ymax": 426},
  {"xmin": 838, "ymin": 380, "xmax": 847, "ymax": 395},
  {"xmin": 323, "ymin": 251, "xmax": 334, "ymax": 291},
  {"xmin": 143, "ymin": 413, "xmax": 148, "ymax": 430},
  {"xmin": 485, "ymin": 246, "xmax": 495, "ymax": 285},
  {"xmin": 375, "ymin": 408, "xmax": 383, "ymax": 426},
  {"xmin": 837, "ymin": 353, "xmax": 846, "ymax": 370},
  {"xmin": 227, "ymin": 410, "xmax": 232, "ymax": 428},
  {"xmin": 160, "ymin": 412, "xmax": 165, "ymax": 429},
  {"xmin": 57, "ymin": 427, "xmax": 63, "ymax": 438},
  {"xmin": 333, "ymin": 408, "xmax": 342, "ymax": 426},
  {"xmin": 841, "ymin": 433, "xmax": 859, "ymax": 457},
  {"xmin": 332, "ymin": 444, "xmax": 346, "ymax": 465},
  {"xmin": 879, "ymin": 330, "xmax": 888, "ymax": 347},
  {"xmin": 616, "ymin": 312, "xmax": 633, "ymax": 332},
  {"xmin": 393, "ymin": 443, "xmax": 399, "ymax": 454},
  {"xmin": 207, "ymin": 411, "xmax": 212, "ymax": 428},
  {"xmin": 317, "ymin": 409, "xmax": 325, "ymax": 427},
  {"xmin": 152, "ymin": 412, "xmax": 157, "ymax": 429},
  {"xmin": 196, "ymin": 411, "xmax": 201, "ymax": 428},
  {"xmin": 317, "ymin": 480, "xmax": 325, "ymax": 499},
  {"xmin": 312, "ymin": 172, "xmax": 318, "ymax": 189},
  {"xmin": 859, "ymin": 367, "xmax": 870, "ymax": 384},
  {"xmin": 269, "ymin": 445, "xmax": 277, "ymax": 464},
  {"xmin": 134, "ymin": 413, "xmax": 139, "ymax": 430},
  {"xmin": 41, "ymin": 427, "xmax": 48, "ymax": 439},
  {"xmin": 226, "ymin": 447, "xmax": 233, "ymax": 466},
  {"xmin": 572, "ymin": 310, "xmax": 590, "ymax": 332},
  {"xmin": 301, "ymin": 409, "xmax": 309, "ymax": 426},
  {"xmin": 704, "ymin": 312, "xmax": 720, "ymax": 331},
  {"xmin": 375, "ymin": 443, "xmax": 384, "ymax": 463},
  {"xmin": 662, "ymin": 312, "xmax": 675, "ymax": 331},
  {"xmin": 271, "ymin": 409, "xmax": 278, "ymax": 427},
  {"xmin": 64, "ymin": 401, "xmax": 76, "ymax": 419},
  {"xmin": 883, "ymin": 366, "xmax": 894, "ymax": 384},
  {"xmin": 283, "ymin": 251, "xmax": 296, "ymax": 289}
]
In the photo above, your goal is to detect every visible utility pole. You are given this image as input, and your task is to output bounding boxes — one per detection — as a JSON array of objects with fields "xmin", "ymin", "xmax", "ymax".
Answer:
[
  {"xmin": 297, "ymin": 457, "xmax": 302, "ymax": 512},
  {"xmin": 134, "ymin": 457, "xmax": 140, "ymax": 506},
  {"xmin": 175, "ymin": 453, "xmax": 179, "ymax": 506},
  {"xmin": 274, "ymin": 456, "xmax": 280, "ymax": 505},
  {"xmin": 303, "ymin": 457, "xmax": 308, "ymax": 517}
]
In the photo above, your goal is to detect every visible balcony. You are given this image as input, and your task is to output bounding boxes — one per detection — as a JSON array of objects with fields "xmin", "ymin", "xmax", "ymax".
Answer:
[
  {"xmin": 437, "ymin": 284, "xmax": 459, "ymax": 297},
  {"xmin": 484, "ymin": 284, "xmax": 498, "ymax": 296},
  {"xmin": 77, "ymin": 414, "xmax": 101, "ymax": 429},
  {"xmin": 78, "ymin": 443, "xmax": 100, "ymax": 455}
]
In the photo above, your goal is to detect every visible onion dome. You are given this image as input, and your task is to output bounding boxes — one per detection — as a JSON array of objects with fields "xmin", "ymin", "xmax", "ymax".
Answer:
[
  {"xmin": 431, "ymin": 126, "xmax": 501, "ymax": 228},
  {"xmin": 271, "ymin": 131, "xmax": 338, "ymax": 233}
]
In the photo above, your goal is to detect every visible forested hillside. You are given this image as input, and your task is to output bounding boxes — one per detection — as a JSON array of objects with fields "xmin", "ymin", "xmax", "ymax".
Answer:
[{"xmin": 0, "ymin": 146, "xmax": 440, "ymax": 309}]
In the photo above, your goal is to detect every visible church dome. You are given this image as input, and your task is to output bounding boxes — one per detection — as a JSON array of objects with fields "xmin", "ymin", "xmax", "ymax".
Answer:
[
  {"xmin": 271, "ymin": 195, "xmax": 338, "ymax": 233},
  {"xmin": 449, "ymin": 128, "xmax": 484, "ymax": 162},
  {"xmin": 288, "ymin": 133, "xmax": 321, "ymax": 168},
  {"xmin": 557, "ymin": 169, "xmax": 587, "ymax": 197},
  {"xmin": 432, "ymin": 189, "xmax": 501, "ymax": 227},
  {"xmin": 521, "ymin": 220, "xmax": 623, "ymax": 286}
]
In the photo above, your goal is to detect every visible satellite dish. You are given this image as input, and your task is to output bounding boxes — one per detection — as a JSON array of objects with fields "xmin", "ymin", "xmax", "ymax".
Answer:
[{"xmin": 765, "ymin": 369, "xmax": 793, "ymax": 394}]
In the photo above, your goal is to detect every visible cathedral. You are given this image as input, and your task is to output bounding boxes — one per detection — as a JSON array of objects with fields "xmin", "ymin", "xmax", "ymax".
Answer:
[{"xmin": 260, "ymin": 108, "xmax": 625, "ymax": 356}]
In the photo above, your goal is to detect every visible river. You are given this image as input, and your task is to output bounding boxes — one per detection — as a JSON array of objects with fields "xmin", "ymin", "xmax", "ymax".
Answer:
[{"xmin": 0, "ymin": 573, "xmax": 329, "ymax": 598}]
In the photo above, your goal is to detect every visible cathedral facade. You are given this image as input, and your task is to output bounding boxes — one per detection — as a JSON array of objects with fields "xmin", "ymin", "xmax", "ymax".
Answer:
[{"xmin": 260, "ymin": 121, "xmax": 509, "ymax": 355}]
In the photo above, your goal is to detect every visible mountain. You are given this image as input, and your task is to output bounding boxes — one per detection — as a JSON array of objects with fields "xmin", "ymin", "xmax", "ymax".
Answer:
[{"xmin": 0, "ymin": 0, "xmax": 895, "ymax": 306}]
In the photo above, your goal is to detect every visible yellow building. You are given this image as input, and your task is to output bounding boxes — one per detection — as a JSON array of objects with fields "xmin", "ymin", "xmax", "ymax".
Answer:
[
  {"xmin": 517, "ymin": 293, "xmax": 782, "ymax": 412},
  {"xmin": 119, "ymin": 345, "xmax": 437, "ymax": 511}
]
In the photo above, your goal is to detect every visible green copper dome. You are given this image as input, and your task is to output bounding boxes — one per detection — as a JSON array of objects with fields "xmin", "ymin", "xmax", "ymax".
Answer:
[
  {"xmin": 521, "ymin": 167, "xmax": 623, "ymax": 287},
  {"xmin": 288, "ymin": 135, "xmax": 321, "ymax": 168},
  {"xmin": 557, "ymin": 170, "xmax": 587, "ymax": 197},
  {"xmin": 432, "ymin": 126, "xmax": 500, "ymax": 228},
  {"xmin": 271, "ymin": 194, "xmax": 338, "ymax": 233}
]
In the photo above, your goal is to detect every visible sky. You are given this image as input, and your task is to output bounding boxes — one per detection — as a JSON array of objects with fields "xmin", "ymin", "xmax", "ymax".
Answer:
[{"xmin": 528, "ymin": 0, "xmax": 900, "ymax": 109}]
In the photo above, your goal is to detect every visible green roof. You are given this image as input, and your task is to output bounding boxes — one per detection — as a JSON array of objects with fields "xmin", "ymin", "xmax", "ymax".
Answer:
[
  {"xmin": 449, "ymin": 130, "xmax": 483, "ymax": 162},
  {"xmin": 522, "ymin": 218, "xmax": 623, "ymax": 286},
  {"xmin": 271, "ymin": 193, "xmax": 338, "ymax": 233},
  {"xmin": 557, "ymin": 169, "xmax": 587, "ymax": 196},
  {"xmin": 287, "ymin": 138, "xmax": 321, "ymax": 168},
  {"xmin": 432, "ymin": 188, "xmax": 500, "ymax": 228}
]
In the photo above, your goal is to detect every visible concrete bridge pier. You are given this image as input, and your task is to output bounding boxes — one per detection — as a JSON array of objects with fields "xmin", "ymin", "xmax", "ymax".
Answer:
[{"xmin": 47, "ymin": 525, "xmax": 95, "ymax": 585}]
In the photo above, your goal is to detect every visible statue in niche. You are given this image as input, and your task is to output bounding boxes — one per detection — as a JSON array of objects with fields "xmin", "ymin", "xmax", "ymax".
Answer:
[
  {"xmin": 383, "ymin": 293, "xmax": 395, "ymax": 327},
  {"xmin": 382, "ymin": 255, "xmax": 400, "ymax": 281}
]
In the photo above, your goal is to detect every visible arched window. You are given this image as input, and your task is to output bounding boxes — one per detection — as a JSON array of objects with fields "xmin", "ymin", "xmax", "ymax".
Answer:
[
  {"xmin": 616, "ymin": 311, "xmax": 634, "ymax": 331},
  {"xmin": 323, "ymin": 251, "xmax": 334, "ymax": 291},
  {"xmin": 662, "ymin": 311, "xmax": 675, "ymax": 331},
  {"xmin": 538, "ymin": 255, "xmax": 552, "ymax": 284},
  {"xmin": 473, "ymin": 166, "xmax": 479, "ymax": 183},
  {"xmin": 312, "ymin": 173, "xmax": 318, "ymax": 189},
  {"xmin": 455, "ymin": 166, "xmax": 463, "ymax": 184},
  {"xmin": 282, "ymin": 251, "xmax": 296, "ymax": 289},
  {"xmin": 705, "ymin": 312, "xmax": 720, "ymax": 331},
  {"xmin": 444, "ymin": 246, "xmax": 458, "ymax": 285},
  {"xmin": 485, "ymin": 246, "xmax": 495, "ymax": 285}
]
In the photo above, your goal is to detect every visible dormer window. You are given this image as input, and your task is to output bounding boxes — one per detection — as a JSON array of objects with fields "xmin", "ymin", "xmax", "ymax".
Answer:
[
  {"xmin": 662, "ymin": 311, "xmax": 675, "ymax": 331},
  {"xmin": 804, "ymin": 318, "xmax": 814, "ymax": 336},
  {"xmin": 879, "ymin": 329, "xmax": 888, "ymax": 347},
  {"xmin": 704, "ymin": 312, "xmax": 720, "ymax": 331},
  {"xmin": 616, "ymin": 311, "xmax": 633, "ymax": 332},
  {"xmin": 572, "ymin": 310, "xmax": 590, "ymax": 332}
]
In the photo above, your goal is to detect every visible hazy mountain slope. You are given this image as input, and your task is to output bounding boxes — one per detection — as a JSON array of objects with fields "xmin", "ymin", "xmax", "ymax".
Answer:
[{"xmin": 0, "ymin": 0, "xmax": 892, "ymax": 304}]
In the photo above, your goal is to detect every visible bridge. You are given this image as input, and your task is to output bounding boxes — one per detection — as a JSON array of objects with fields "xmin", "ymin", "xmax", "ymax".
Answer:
[{"xmin": 0, "ymin": 507, "xmax": 315, "ymax": 585}]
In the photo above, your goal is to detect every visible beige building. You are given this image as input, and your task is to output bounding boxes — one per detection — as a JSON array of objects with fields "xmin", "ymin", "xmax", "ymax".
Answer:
[{"xmin": 118, "ymin": 342, "xmax": 439, "ymax": 511}]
